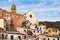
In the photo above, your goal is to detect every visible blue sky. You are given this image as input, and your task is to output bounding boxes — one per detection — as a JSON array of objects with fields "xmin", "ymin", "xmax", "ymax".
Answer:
[{"xmin": 0, "ymin": 0, "xmax": 60, "ymax": 21}]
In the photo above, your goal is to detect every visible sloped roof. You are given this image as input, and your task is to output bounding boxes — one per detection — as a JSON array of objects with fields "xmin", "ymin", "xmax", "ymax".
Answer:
[{"xmin": 23, "ymin": 10, "xmax": 33, "ymax": 15}]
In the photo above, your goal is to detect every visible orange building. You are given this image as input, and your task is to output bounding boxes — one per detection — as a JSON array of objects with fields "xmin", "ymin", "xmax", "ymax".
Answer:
[
  {"xmin": 0, "ymin": 4, "xmax": 25, "ymax": 31},
  {"xmin": 44, "ymin": 28, "xmax": 59, "ymax": 36}
]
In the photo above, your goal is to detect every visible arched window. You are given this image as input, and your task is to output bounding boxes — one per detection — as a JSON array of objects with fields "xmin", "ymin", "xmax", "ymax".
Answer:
[
  {"xmin": 11, "ymin": 35, "xmax": 14, "ymax": 40},
  {"xmin": 30, "ymin": 15, "xmax": 32, "ymax": 18},
  {"xmin": 48, "ymin": 38, "xmax": 49, "ymax": 40},
  {"xmin": 43, "ymin": 38, "xmax": 45, "ymax": 40},
  {"xmin": 18, "ymin": 36, "xmax": 21, "ymax": 40},
  {"xmin": 53, "ymin": 39, "xmax": 55, "ymax": 40},
  {"xmin": 58, "ymin": 38, "xmax": 59, "ymax": 40},
  {"xmin": 2, "ymin": 34, "xmax": 4, "ymax": 39}
]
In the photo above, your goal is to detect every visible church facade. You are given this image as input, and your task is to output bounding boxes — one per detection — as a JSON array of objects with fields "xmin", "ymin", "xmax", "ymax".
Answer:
[{"xmin": 24, "ymin": 10, "xmax": 36, "ymax": 24}]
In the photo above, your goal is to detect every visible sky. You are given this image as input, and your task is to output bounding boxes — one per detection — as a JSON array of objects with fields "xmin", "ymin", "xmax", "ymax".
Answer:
[{"xmin": 0, "ymin": 0, "xmax": 60, "ymax": 22}]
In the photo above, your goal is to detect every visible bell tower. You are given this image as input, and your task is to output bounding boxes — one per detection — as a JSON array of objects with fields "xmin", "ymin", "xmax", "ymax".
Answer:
[{"xmin": 11, "ymin": 4, "xmax": 16, "ymax": 13}]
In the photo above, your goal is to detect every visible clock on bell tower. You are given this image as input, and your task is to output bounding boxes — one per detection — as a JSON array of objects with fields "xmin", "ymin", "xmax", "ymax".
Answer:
[{"xmin": 11, "ymin": 4, "xmax": 16, "ymax": 13}]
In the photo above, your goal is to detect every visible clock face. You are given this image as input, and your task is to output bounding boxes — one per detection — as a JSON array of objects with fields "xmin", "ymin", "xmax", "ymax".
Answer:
[
  {"xmin": 13, "ymin": 7, "xmax": 16, "ymax": 10},
  {"xmin": 12, "ymin": 5, "xmax": 16, "ymax": 10},
  {"xmin": 12, "ymin": 7, "xmax": 15, "ymax": 10}
]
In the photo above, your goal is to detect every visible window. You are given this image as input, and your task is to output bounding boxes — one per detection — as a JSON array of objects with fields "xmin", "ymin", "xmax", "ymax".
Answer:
[
  {"xmin": 48, "ymin": 38, "xmax": 49, "ymax": 40},
  {"xmin": 30, "ymin": 15, "xmax": 32, "ymax": 18},
  {"xmin": 40, "ymin": 27, "xmax": 41, "ymax": 30},
  {"xmin": 34, "ymin": 30, "xmax": 35, "ymax": 33},
  {"xmin": 55, "ymin": 30, "xmax": 57, "ymax": 32},
  {"xmin": 58, "ymin": 38, "xmax": 59, "ymax": 40},
  {"xmin": 10, "ymin": 21, "xmax": 14, "ymax": 29},
  {"xmin": 2, "ymin": 34, "xmax": 4, "ymax": 39},
  {"xmin": 24, "ymin": 29, "xmax": 27, "ymax": 32},
  {"xmin": 38, "ymin": 31, "xmax": 39, "ymax": 33},
  {"xmin": 27, "ymin": 30, "xmax": 32, "ymax": 35},
  {"xmin": 11, "ymin": 21, "xmax": 14, "ymax": 24},
  {"xmin": 43, "ymin": 38, "xmax": 45, "ymax": 40},
  {"xmin": 24, "ymin": 36, "xmax": 26, "ymax": 39},
  {"xmin": 18, "ymin": 36, "xmax": 21, "ymax": 40},
  {"xmin": 48, "ymin": 30, "xmax": 51, "ymax": 33},
  {"xmin": 53, "ymin": 39, "xmax": 55, "ymax": 40},
  {"xmin": 53, "ymin": 29, "xmax": 57, "ymax": 32},
  {"xmin": 41, "ymin": 31, "xmax": 42, "ymax": 33},
  {"xmin": 43, "ymin": 27, "xmax": 45, "ymax": 29},
  {"xmin": 37, "ymin": 27, "xmax": 38, "ymax": 30},
  {"xmin": 24, "ymin": 30, "xmax": 26, "ymax": 32},
  {"xmin": 11, "ymin": 35, "xmax": 14, "ymax": 40}
]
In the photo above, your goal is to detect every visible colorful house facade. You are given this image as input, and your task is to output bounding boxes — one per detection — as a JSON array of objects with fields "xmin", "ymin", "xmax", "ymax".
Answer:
[{"xmin": 0, "ymin": 4, "xmax": 25, "ymax": 31}]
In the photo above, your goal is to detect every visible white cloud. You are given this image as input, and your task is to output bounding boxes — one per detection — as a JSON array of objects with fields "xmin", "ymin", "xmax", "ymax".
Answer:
[
  {"xmin": 33, "ymin": 7, "xmax": 60, "ymax": 12},
  {"xmin": 8, "ymin": 0, "xmax": 19, "ymax": 2},
  {"xmin": 1, "ymin": 0, "xmax": 60, "ymax": 21},
  {"xmin": 8, "ymin": 0, "xmax": 13, "ymax": 2},
  {"xmin": 0, "ymin": 6, "xmax": 10, "ymax": 11}
]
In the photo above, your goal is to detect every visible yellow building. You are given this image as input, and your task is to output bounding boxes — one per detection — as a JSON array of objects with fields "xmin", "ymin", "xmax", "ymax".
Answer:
[
  {"xmin": 0, "ymin": 19, "xmax": 4, "ymax": 29},
  {"xmin": 44, "ymin": 28, "xmax": 59, "ymax": 36},
  {"xmin": 36, "ymin": 21, "xmax": 39, "ymax": 26}
]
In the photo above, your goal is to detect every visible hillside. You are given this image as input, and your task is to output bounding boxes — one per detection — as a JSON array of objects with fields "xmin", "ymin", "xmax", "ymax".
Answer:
[{"xmin": 39, "ymin": 21, "xmax": 60, "ymax": 30}]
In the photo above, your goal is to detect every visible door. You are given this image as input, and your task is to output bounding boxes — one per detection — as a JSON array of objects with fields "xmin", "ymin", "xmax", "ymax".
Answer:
[
  {"xmin": 11, "ymin": 35, "xmax": 14, "ymax": 40},
  {"xmin": 18, "ymin": 36, "xmax": 21, "ymax": 40},
  {"xmin": 2, "ymin": 34, "xmax": 4, "ymax": 39}
]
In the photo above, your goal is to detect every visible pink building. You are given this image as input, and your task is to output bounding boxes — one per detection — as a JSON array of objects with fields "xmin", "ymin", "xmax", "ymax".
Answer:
[{"xmin": 17, "ymin": 27, "xmax": 27, "ymax": 35}]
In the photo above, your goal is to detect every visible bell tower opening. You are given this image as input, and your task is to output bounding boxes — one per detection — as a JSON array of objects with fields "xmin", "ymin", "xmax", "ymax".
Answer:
[{"xmin": 11, "ymin": 4, "xmax": 16, "ymax": 13}]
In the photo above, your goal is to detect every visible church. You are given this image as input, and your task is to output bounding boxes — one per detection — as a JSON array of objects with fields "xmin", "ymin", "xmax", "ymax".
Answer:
[
  {"xmin": 24, "ymin": 10, "xmax": 36, "ymax": 24},
  {"xmin": 0, "ymin": 4, "xmax": 36, "ymax": 31},
  {"xmin": 0, "ymin": 4, "xmax": 37, "ymax": 40}
]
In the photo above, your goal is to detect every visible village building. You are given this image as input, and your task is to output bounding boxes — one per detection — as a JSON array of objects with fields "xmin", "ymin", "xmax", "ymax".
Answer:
[
  {"xmin": 45, "ymin": 36, "xmax": 60, "ymax": 40},
  {"xmin": 0, "ymin": 4, "xmax": 60, "ymax": 40},
  {"xmin": 38, "ymin": 23, "xmax": 46, "ymax": 34},
  {"xmin": 7, "ymin": 31, "xmax": 22, "ymax": 40},
  {"xmin": 0, "ymin": 4, "xmax": 25, "ymax": 31},
  {"xmin": 0, "ymin": 30, "xmax": 7, "ymax": 40},
  {"xmin": 37, "ymin": 34, "xmax": 60, "ymax": 40},
  {"xmin": 44, "ymin": 28, "xmax": 60, "ymax": 36},
  {"xmin": 24, "ymin": 10, "xmax": 36, "ymax": 24}
]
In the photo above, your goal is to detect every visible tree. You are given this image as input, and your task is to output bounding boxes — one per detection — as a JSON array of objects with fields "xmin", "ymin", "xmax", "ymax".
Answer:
[{"xmin": 6, "ymin": 24, "xmax": 9, "ymax": 31}]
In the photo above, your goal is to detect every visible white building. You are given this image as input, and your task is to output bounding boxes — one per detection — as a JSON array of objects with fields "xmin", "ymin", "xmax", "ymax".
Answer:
[
  {"xmin": 37, "ymin": 34, "xmax": 60, "ymax": 40},
  {"xmin": 7, "ymin": 31, "xmax": 22, "ymax": 40},
  {"xmin": 30, "ymin": 24, "xmax": 36, "ymax": 30},
  {"xmin": 38, "ymin": 24, "xmax": 46, "ymax": 34},
  {"xmin": 30, "ymin": 23, "xmax": 46, "ymax": 35},
  {"xmin": 45, "ymin": 36, "xmax": 60, "ymax": 40},
  {"xmin": 24, "ymin": 10, "xmax": 36, "ymax": 24},
  {"xmin": 0, "ymin": 19, "xmax": 4, "ymax": 29}
]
